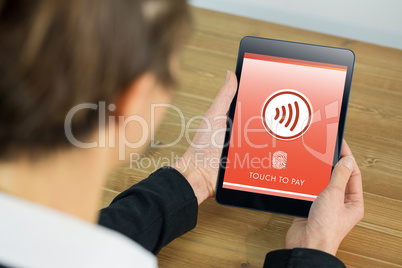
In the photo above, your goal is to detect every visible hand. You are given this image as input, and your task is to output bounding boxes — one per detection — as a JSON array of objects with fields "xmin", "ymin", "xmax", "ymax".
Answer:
[
  {"xmin": 286, "ymin": 139, "xmax": 364, "ymax": 256},
  {"xmin": 172, "ymin": 71, "xmax": 237, "ymax": 204}
]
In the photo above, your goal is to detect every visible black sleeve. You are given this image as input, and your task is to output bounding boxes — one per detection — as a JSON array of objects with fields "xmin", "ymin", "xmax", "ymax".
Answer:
[
  {"xmin": 98, "ymin": 166, "xmax": 198, "ymax": 255},
  {"xmin": 263, "ymin": 248, "xmax": 346, "ymax": 268}
]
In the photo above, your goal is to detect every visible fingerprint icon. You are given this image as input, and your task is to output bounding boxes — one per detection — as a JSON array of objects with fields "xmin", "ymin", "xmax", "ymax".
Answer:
[
  {"xmin": 262, "ymin": 89, "xmax": 313, "ymax": 140},
  {"xmin": 272, "ymin": 151, "xmax": 287, "ymax": 170}
]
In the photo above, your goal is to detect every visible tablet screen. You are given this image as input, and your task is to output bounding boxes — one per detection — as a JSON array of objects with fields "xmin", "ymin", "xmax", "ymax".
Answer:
[{"xmin": 222, "ymin": 53, "xmax": 348, "ymax": 202}]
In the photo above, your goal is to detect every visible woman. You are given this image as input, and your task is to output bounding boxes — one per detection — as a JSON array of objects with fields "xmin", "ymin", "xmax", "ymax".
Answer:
[{"xmin": 0, "ymin": 0, "xmax": 363, "ymax": 267}]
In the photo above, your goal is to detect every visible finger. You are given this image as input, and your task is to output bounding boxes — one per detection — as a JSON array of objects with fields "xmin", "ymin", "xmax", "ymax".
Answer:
[
  {"xmin": 340, "ymin": 139, "xmax": 360, "ymax": 176},
  {"xmin": 344, "ymin": 159, "xmax": 364, "ymax": 219},
  {"xmin": 330, "ymin": 156, "xmax": 355, "ymax": 192},
  {"xmin": 210, "ymin": 71, "xmax": 238, "ymax": 114},
  {"xmin": 336, "ymin": 141, "xmax": 363, "ymax": 207},
  {"xmin": 345, "ymin": 158, "xmax": 363, "ymax": 197},
  {"xmin": 340, "ymin": 139, "xmax": 352, "ymax": 157}
]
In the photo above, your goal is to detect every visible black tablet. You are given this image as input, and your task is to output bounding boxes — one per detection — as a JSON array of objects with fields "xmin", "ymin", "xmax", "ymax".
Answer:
[{"xmin": 215, "ymin": 36, "xmax": 355, "ymax": 217}]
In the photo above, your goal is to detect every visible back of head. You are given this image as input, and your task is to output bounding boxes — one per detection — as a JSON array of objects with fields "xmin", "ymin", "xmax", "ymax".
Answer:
[{"xmin": 0, "ymin": 0, "xmax": 190, "ymax": 160}]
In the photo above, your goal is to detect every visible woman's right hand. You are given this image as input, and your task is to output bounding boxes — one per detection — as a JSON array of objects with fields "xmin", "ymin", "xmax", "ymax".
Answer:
[{"xmin": 285, "ymin": 139, "xmax": 364, "ymax": 256}]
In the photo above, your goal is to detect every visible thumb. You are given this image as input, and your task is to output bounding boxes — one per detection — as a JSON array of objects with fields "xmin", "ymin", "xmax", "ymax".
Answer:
[
  {"xmin": 329, "ymin": 156, "xmax": 355, "ymax": 192},
  {"xmin": 210, "ymin": 71, "xmax": 238, "ymax": 114}
]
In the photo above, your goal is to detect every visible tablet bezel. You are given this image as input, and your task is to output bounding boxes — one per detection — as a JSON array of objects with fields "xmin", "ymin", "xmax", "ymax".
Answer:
[{"xmin": 215, "ymin": 36, "xmax": 355, "ymax": 217}]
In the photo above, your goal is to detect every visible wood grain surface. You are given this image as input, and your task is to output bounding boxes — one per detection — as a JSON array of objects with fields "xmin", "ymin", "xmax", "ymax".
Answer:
[{"xmin": 102, "ymin": 7, "xmax": 402, "ymax": 268}]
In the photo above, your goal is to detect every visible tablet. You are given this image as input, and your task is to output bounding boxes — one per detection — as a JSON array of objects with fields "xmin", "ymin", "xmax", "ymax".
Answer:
[{"xmin": 215, "ymin": 36, "xmax": 355, "ymax": 217}]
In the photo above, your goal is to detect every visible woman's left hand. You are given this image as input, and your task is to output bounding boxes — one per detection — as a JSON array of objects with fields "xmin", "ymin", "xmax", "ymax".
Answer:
[{"xmin": 172, "ymin": 71, "xmax": 237, "ymax": 204}]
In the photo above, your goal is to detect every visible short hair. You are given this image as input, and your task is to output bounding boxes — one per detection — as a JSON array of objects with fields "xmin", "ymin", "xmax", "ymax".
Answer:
[{"xmin": 0, "ymin": 0, "xmax": 190, "ymax": 160}]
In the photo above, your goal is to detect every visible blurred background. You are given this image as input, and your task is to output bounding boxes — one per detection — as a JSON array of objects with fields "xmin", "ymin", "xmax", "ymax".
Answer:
[{"xmin": 190, "ymin": 0, "xmax": 402, "ymax": 50}]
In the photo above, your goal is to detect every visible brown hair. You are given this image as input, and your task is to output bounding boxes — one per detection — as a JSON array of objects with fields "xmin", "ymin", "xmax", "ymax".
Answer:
[{"xmin": 0, "ymin": 0, "xmax": 190, "ymax": 160}]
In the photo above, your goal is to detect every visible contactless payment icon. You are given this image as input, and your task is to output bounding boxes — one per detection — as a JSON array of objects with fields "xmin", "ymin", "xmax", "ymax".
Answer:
[{"xmin": 262, "ymin": 89, "xmax": 313, "ymax": 140}]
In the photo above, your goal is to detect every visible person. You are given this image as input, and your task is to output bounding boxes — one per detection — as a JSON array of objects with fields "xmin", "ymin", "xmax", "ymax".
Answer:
[{"xmin": 0, "ymin": 0, "xmax": 364, "ymax": 267}]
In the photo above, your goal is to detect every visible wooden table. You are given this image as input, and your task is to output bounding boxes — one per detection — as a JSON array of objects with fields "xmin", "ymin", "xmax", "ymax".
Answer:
[{"xmin": 102, "ymin": 7, "xmax": 402, "ymax": 268}]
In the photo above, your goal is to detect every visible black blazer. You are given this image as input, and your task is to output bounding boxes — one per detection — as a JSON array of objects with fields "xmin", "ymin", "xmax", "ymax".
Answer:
[{"xmin": 98, "ymin": 167, "xmax": 346, "ymax": 268}]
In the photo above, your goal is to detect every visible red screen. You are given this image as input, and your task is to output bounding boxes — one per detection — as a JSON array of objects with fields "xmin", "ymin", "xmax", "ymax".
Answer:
[{"xmin": 223, "ymin": 53, "xmax": 347, "ymax": 201}]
